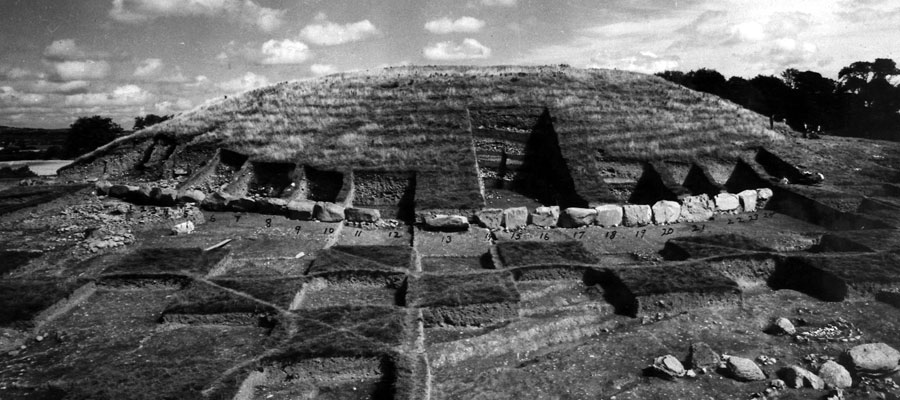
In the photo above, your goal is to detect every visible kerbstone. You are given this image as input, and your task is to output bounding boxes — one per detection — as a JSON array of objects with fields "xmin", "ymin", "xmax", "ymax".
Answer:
[
  {"xmin": 345, "ymin": 207, "xmax": 381, "ymax": 223},
  {"xmin": 424, "ymin": 214, "xmax": 469, "ymax": 231},
  {"xmin": 286, "ymin": 200, "xmax": 316, "ymax": 220},
  {"xmin": 476, "ymin": 209, "xmax": 504, "ymax": 230},
  {"xmin": 714, "ymin": 193, "xmax": 740, "ymax": 212},
  {"xmin": 557, "ymin": 207, "xmax": 597, "ymax": 228},
  {"xmin": 503, "ymin": 206, "xmax": 529, "ymax": 230},
  {"xmin": 313, "ymin": 202, "xmax": 345, "ymax": 222},
  {"xmin": 738, "ymin": 190, "xmax": 758, "ymax": 212},
  {"xmin": 530, "ymin": 206, "xmax": 560, "ymax": 227},
  {"xmin": 679, "ymin": 194, "xmax": 714, "ymax": 222},
  {"xmin": 622, "ymin": 204, "xmax": 652, "ymax": 226},
  {"xmin": 651, "ymin": 200, "xmax": 680, "ymax": 225},
  {"xmin": 594, "ymin": 205, "xmax": 623, "ymax": 227}
]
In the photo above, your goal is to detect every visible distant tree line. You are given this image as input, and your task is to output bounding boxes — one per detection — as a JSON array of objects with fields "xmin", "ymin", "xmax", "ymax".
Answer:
[
  {"xmin": 657, "ymin": 58, "xmax": 900, "ymax": 141},
  {"xmin": 59, "ymin": 114, "xmax": 171, "ymax": 158}
]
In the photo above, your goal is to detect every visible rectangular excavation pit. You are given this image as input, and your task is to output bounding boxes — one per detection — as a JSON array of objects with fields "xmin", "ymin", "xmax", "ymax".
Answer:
[
  {"xmin": 767, "ymin": 186, "xmax": 893, "ymax": 230},
  {"xmin": 600, "ymin": 263, "xmax": 741, "ymax": 317},
  {"xmin": 247, "ymin": 161, "xmax": 302, "ymax": 199},
  {"xmin": 351, "ymin": 170, "xmax": 416, "ymax": 221},
  {"xmin": 817, "ymin": 229, "xmax": 900, "ymax": 252},
  {"xmin": 159, "ymin": 280, "xmax": 278, "ymax": 327},
  {"xmin": 215, "ymin": 258, "xmax": 310, "ymax": 278},
  {"xmin": 178, "ymin": 148, "xmax": 249, "ymax": 194},
  {"xmin": 210, "ymin": 277, "xmax": 305, "ymax": 309},
  {"xmin": 705, "ymin": 253, "xmax": 779, "ymax": 288},
  {"xmin": 660, "ymin": 234, "xmax": 774, "ymax": 261},
  {"xmin": 493, "ymin": 240, "xmax": 598, "ymax": 270},
  {"xmin": 279, "ymin": 305, "xmax": 412, "ymax": 356},
  {"xmin": 303, "ymin": 165, "xmax": 346, "ymax": 202},
  {"xmin": 0, "ymin": 279, "xmax": 90, "ymax": 329},
  {"xmin": 421, "ymin": 255, "xmax": 494, "ymax": 274},
  {"xmin": 307, "ymin": 245, "xmax": 412, "ymax": 274},
  {"xmin": 295, "ymin": 271, "xmax": 407, "ymax": 309},
  {"xmin": 251, "ymin": 356, "xmax": 394, "ymax": 400},
  {"xmin": 408, "ymin": 272, "xmax": 520, "ymax": 327},
  {"xmin": 769, "ymin": 253, "xmax": 900, "ymax": 301},
  {"xmin": 100, "ymin": 247, "xmax": 231, "ymax": 277},
  {"xmin": 857, "ymin": 196, "xmax": 900, "ymax": 228}
]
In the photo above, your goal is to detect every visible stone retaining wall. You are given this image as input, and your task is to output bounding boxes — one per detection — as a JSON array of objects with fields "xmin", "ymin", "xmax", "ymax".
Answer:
[{"xmin": 464, "ymin": 188, "xmax": 773, "ymax": 231}]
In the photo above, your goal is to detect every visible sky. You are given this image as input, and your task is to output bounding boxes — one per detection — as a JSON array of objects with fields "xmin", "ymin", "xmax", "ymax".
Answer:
[{"xmin": 0, "ymin": 0, "xmax": 898, "ymax": 129}]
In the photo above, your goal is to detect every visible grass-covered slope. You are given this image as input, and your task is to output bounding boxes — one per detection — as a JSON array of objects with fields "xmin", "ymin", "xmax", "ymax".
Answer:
[{"xmin": 64, "ymin": 65, "xmax": 785, "ymax": 203}]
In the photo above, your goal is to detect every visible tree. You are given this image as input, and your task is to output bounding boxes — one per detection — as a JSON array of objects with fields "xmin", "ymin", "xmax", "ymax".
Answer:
[
  {"xmin": 837, "ymin": 58, "xmax": 900, "ymax": 138},
  {"xmin": 685, "ymin": 68, "xmax": 727, "ymax": 96},
  {"xmin": 133, "ymin": 114, "xmax": 172, "ymax": 131},
  {"xmin": 64, "ymin": 116, "xmax": 123, "ymax": 157}
]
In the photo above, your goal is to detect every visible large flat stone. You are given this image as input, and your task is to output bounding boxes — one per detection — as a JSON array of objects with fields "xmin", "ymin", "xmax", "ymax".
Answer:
[
  {"xmin": 622, "ymin": 204, "xmax": 652, "ymax": 226},
  {"xmin": 679, "ymin": 194, "xmax": 714, "ymax": 223},
  {"xmin": 557, "ymin": 207, "xmax": 597, "ymax": 228},
  {"xmin": 738, "ymin": 190, "xmax": 758, "ymax": 212},
  {"xmin": 594, "ymin": 205, "xmax": 623, "ymax": 227},
  {"xmin": 286, "ymin": 199, "xmax": 316, "ymax": 220},
  {"xmin": 715, "ymin": 193, "xmax": 740, "ymax": 212},
  {"xmin": 313, "ymin": 202, "xmax": 345, "ymax": 222},
  {"xmin": 424, "ymin": 214, "xmax": 469, "ymax": 231},
  {"xmin": 345, "ymin": 207, "xmax": 381, "ymax": 223},
  {"xmin": 530, "ymin": 206, "xmax": 559, "ymax": 227},
  {"xmin": 651, "ymin": 200, "xmax": 680, "ymax": 225},
  {"xmin": 475, "ymin": 209, "xmax": 503, "ymax": 230},
  {"xmin": 503, "ymin": 206, "xmax": 528, "ymax": 230}
]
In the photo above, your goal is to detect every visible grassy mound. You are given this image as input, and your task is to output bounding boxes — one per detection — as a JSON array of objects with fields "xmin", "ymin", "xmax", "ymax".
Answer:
[{"xmin": 64, "ymin": 66, "xmax": 784, "ymax": 207}]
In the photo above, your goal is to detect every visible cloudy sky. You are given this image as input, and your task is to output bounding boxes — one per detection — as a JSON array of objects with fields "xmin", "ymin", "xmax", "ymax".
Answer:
[{"xmin": 1, "ymin": 0, "xmax": 898, "ymax": 128}]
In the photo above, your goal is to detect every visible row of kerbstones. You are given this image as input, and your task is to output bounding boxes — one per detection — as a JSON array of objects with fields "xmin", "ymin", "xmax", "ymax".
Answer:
[
  {"xmin": 97, "ymin": 182, "xmax": 382, "ymax": 224},
  {"xmin": 473, "ymin": 189, "xmax": 774, "ymax": 230}
]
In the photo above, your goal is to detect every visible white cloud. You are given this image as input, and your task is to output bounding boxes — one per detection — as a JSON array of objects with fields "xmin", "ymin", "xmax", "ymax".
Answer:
[
  {"xmin": 217, "ymin": 72, "xmax": 270, "ymax": 93},
  {"xmin": 109, "ymin": 0, "xmax": 284, "ymax": 32},
  {"xmin": 423, "ymin": 38, "xmax": 491, "ymax": 60},
  {"xmin": 0, "ymin": 66, "xmax": 38, "ymax": 80},
  {"xmin": 425, "ymin": 17, "xmax": 485, "ymax": 34},
  {"xmin": 133, "ymin": 58, "xmax": 163, "ymax": 77},
  {"xmin": 0, "ymin": 86, "xmax": 47, "ymax": 107},
  {"xmin": 44, "ymin": 39, "xmax": 85, "ymax": 61},
  {"xmin": 300, "ymin": 19, "xmax": 379, "ymax": 46},
  {"xmin": 154, "ymin": 98, "xmax": 193, "ymax": 113},
  {"xmin": 310, "ymin": 64, "xmax": 336, "ymax": 75},
  {"xmin": 43, "ymin": 38, "xmax": 108, "ymax": 61},
  {"xmin": 258, "ymin": 39, "xmax": 311, "ymax": 65},
  {"xmin": 54, "ymin": 60, "xmax": 111, "ymax": 81},
  {"xmin": 588, "ymin": 51, "xmax": 680, "ymax": 74},
  {"xmin": 481, "ymin": 0, "xmax": 517, "ymax": 6},
  {"xmin": 27, "ymin": 80, "xmax": 90, "ymax": 94},
  {"xmin": 729, "ymin": 22, "xmax": 766, "ymax": 43},
  {"xmin": 64, "ymin": 85, "xmax": 153, "ymax": 107}
]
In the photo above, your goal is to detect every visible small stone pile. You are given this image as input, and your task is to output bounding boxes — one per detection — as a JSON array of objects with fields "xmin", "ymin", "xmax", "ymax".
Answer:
[{"xmin": 648, "ymin": 336, "xmax": 900, "ymax": 398}]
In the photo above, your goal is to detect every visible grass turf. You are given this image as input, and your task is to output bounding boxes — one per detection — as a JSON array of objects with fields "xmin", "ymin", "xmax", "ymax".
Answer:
[
  {"xmin": 408, "ymin": 271, "xmax": 520, "ymax": 308},
  {"xmin": 495, "ymin": 240, "xmax": 598, "ymax": 268}
]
